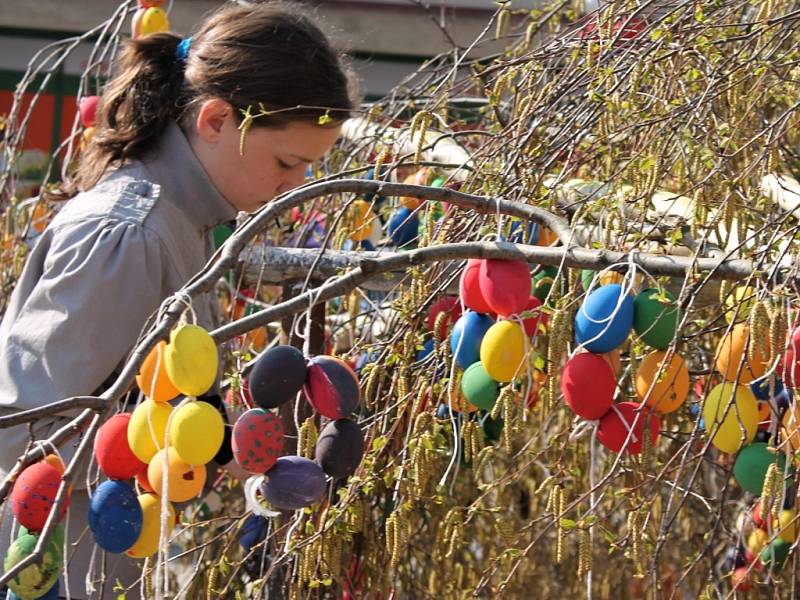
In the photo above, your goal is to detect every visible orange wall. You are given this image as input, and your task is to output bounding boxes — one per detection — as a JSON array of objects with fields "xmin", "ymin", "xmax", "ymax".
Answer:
[{"xmin": 0, "ymin": 89, "xmax": 78, "ymax": 153}]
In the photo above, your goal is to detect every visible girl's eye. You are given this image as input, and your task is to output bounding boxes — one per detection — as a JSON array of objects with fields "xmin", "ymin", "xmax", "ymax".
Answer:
[{"xmin": 277, "ymin": 158, "xmax": 294, "ymax": 170}]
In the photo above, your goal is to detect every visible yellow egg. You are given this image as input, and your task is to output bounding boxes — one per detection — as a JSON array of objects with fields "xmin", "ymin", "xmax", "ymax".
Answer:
[
  {"xmin": 136, "ymin": 340, "xmax": 180, "ymax": 403},
  {"xmin": 747, "ymin": 528, "xmax": 768, "ymax": 556},
  {"xmin": 715, "ymin": 323, "xmax": 769, "ymax": 385},
  {"xmin": 139, "ymin": 7, "xmax": 169, "ymax": 37},
  {"xmin": 164, "ymin": 324, "xmax": 219, "ymax": 397},
  {"xmin": 80, "ymin": 127, "xmax": 95, "ymax": 151},
  {"xmin": 702, "ymin": 382, "xmax": 758, "ymax": 454},
  {"xmin": 128, "ymin": 399, "xmax": 173, "ymax": 463},
  {"xmin": 147, "ymin": 447, "xmax": 206, "ymax": 502},
  {"xmin": 169, "ymin": 401, "xmax": 224, "ymax": 465},
  {"xmin": 479, "ymin": 320, "xmax": 527, "ymax": 383},
  {"xmin": 724, "ymin": 285, "xmax": 756, "ymax": 324},
  {"xmin": 774, "ymin": 509, "xmax": 798, "ymax": 543},
  {"xmin": 126, "ymin": 493, "xmax": 175, "ymax": 558}
]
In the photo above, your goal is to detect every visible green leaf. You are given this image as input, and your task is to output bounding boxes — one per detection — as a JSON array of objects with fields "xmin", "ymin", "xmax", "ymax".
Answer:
[
  {"xmin": 560, "ymin": 518, "xmax": 577, "ymax": 530},
  {"xmin": 372, "ymin": 435, "xmax": 388, "ymax": 451}
]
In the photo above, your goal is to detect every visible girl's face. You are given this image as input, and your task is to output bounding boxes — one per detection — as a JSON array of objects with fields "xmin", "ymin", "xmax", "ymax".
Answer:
[{"xmin": 190, "ymin": 99, "xmax": 342, "ymax": 213}]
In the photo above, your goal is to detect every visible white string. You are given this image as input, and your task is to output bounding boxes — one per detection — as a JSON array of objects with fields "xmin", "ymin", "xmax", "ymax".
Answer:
[
  {"xmin": 244, "ymin": 476, "xmax": 280, "ymax": 518},
  {"xmin": 495, "ymin": 196, "xmax": 504, "ymax": 240}
]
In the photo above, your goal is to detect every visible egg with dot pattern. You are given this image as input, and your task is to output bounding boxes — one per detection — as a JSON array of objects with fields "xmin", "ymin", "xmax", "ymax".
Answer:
[{"xmin": 232, "ymin": 409, "xmax": 285, "ymax": 474}]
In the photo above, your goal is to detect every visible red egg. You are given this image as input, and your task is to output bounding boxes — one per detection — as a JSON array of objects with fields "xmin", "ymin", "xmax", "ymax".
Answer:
[
  {"xmin": 303, "ymin": 356, "xmax": 361, "ymax": 419},
  {"xmin": 521, "ymin": 296, "xmax": 548, "ymax": 337},
  {"xmin": 732, "ymin": 566, "xmax": 752, "ymax": 592},
  {"xmin": 596, "ymin": 402, "xmax": 659, "ymax": 455},
  {"xmin": 478, "ymin": 260, "xmax": 531, "ymax": 316},
  {"xmin": 232, "ymin": 408, "xmax": 285, "ymax": 474},
  {"xmin": 459, "ymin": 259, "xmax": 493, "ymax": 314},
  {"xmin": 138, "ymin": 0, "xmax": 165, "ymax": 7},
  {"xmin": 135, "ymin": 465, "xmax": 154, "ymax": 494},
  {"xmin": 95, "ymin": 413, "xmax": 146, "ymax": 480},
  {"xmin": 426, "ymin": 296, "xmax": 462, "ymax": 341},
  {"xmin": 779, "ymin": 327, "xmax": 800, "ymax": 388},
  {"xmin": 561, "ymin": 352, "xmax": 615, "ymax": 420},
  {"xmin": 79, "ymin": 96, "xmax": 99, "ymax": 128},
  {"xmin": 10, "ymin": 462, "xmax": 70, "ymax": 532}
]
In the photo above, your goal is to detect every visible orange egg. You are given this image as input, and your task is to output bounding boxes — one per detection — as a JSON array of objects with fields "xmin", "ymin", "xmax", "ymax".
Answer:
[
  {"xmin": 715, "ymin": 323, "xmax": 769, "ymax": 384},
  {"xmin": 757, "ymin": 401, "xmax": 771, "ymax": 425},
  {"xmin": 147, "ymin": 447, "xmax": 206, "ymax": 503},
  {"xmin": 43, "ymin": 454, "xmax": 65, "ymax": 476},
  {"xmin": 242, "ymin": 326, "xmax": 268, "ymax": 351},
  {"xmin": 136, "ymin": 341, "xmax": 180, "ymax": 402},
  {"xmin": 635, "ymin": 350, "xmax": 690, "ymax": 414},
  {"xmin": 399, "ymin": 168, "xmax": 432, "ymax": 210},
  {"xmin": 30, "ymin": 203, "xmax": 50, "ymax": 234},
  {"xmin": 602, "ymin": 349, "xmax": 621, "ymax": 376},
  {"xmin": 782, "ymin": 403, "xmax": 800, "ymax": 451},
  {"xmin": 349, "ymin": 200, "xmax": 376, "ymax": 242},
  {"xmin": 537, "ymin": 226, "xmax": 558, "ymax": 247}
]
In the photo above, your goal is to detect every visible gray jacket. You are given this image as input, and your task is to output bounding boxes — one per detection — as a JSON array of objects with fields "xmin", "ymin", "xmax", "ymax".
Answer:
[{"xmin": 0, "ymin": 121, "xmax": 237, "ymax": 470}]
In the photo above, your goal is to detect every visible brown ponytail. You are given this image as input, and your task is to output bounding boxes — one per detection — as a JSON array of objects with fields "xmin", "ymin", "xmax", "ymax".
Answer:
[{"xmin": 52, "ymin": 1, "xmax": 356, "ymax": 200}]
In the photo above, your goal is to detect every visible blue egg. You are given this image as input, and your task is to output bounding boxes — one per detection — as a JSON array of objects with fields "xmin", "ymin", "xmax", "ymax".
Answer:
[
  {"xmin": 343, "ymin": 239, "xmax": 375, "ymax": 252},
  {"xmin": 689, "ymin": 403, "xmax": 700, "ymax": 417},
  {"xmin": 750, "ymin": 376, "xmax": 785, "ymax": 401},
  {"xmin": 436, "ymin": 403, "xmax": 450, "ymax": 420},
  {"xmin": 574, "ymin": 284, "xmax": 634, "ymax": 353},
  {"xmin": 260, "ymin": 456, "xmax": 326, "ymax": 510},
  {"xmin": 450, "ymin": 311, "xmax": 495, "ymax": 369},
  {"xmin": 508, "ymin": 220, "xmax": 540, "ymax": 244},
  {"xmin": 387, "ymin": 207, "xmax": 419, "ymax": 247},
  {"xmin": 416, "ymin": 338, "xmax": 435, "ymax": 363},
  {"xmin": 776, "ymin": 388, "xmax": 793, "ymax": 410},
  {"xmin": 88, "ymin": 480, "xmax": 143, "ymax": 554},
  {"xmin": 239, "ymin": 514, "xmax": 268, "ymax": 551}
]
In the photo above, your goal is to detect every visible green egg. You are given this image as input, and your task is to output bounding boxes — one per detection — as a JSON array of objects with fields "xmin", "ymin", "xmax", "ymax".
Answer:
[
  {"xmin": 532, "ymin": 266, "xmax": 558, "ymax": 302},
  {"xmin": 633, "ymin": 288, "xmax": 680, "ymax": 350},
  {"xmin": 4, "ymin": 525, "xmax": 63, "ymax": 600},
  {"xmin": 461, "ymin": 362, "xmax": 500, "ymax": 411}
]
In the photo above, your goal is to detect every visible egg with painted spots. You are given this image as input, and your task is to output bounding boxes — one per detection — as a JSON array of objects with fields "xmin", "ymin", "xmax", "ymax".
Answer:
[
  {"xmin": 303, "ymin": 356, "xmax": 361, "ymax": 419},
  {"xmin": 478, "ymin": 259, "xmax": 531, "ymax": 317},
  {"xmin": 574, "ymin": 284, "xmax": 634, "ymax": 353},
  {"xmin": 3, "ymin": 526, "xmax": 63, "ymax": 600},
  {"xmin": 164, "ymin": 324, "xmax": 219, "ymax": 397},
  {"xmin": 314, "ymin": 418, "xmax": 364, "ymax": 480},
  {"xmin": 248, "ymin": 345, "xmax": 308, "ymax": 409},
  {"xmin": 136, "ymin": 340, "xmax": 180, "ymax": 402},
  {"xmin": 95, "ymin": 413, "xmax": 146, "ymax": 480},
  {"xmin": 126, "ymin": 493, "xmax": 175, "ymax": 558},
  {"xmin": 127, "ymin": 399, "xmax": 173, "ymax": 463},
  {"xmin": 88, "ymin": 480, "xmax": 143, "ymax": 554},
  {"xmin": 147, "ymin": 447, "xmax": 206, "ymax": 503},
  {"xmin": 6, "ymin": 579, "xmax": 59, "ymax": 600},
  {"xmin": 260, "ymin": 456, "xmax": 326, "ymax": 510},
  {"xmin": 232, "ymin": 409, "xmax": 285, "ymax": 474},
  {"xmin": 10, "ymin": 462, "xmax": 70, "ymax": 532},
  {"xmin": 596, "ymin": 402, "xmax": 659, "ymax": 455},
  {"xmin": 169, "ymin": 401, "xmax": 224, "ymax": 465},
  {"xmin": 479, "ymin": 320, "xmax": 527, "ymax": 383}
]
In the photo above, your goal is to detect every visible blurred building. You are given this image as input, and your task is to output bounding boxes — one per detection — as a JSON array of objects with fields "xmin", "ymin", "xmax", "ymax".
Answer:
[{"xmin": 0, "ymin": 0, "xmax": 540, "ymax": 154}]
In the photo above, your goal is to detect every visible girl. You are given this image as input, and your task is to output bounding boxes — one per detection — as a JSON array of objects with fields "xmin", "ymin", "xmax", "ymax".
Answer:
[{"xmin": 0, "ymin": 2, "xmax": 355, "ymax": 597}]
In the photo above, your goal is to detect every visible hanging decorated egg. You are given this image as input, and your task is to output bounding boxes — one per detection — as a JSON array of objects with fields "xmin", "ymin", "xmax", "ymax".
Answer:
[
  {"xmin": 531, "ymin": 266, "xmax": 558, "ymax": 302},
  {"xmin": 460, "ymin": 259, "xmax": 494, "ymax": 314},
  {"xmin": 782, "ymin": 403, "xmax": 800, "ymax": 450},
  {"xmin": 260, "ymin": 456, "xmax": 326, "ymax": 510},
  {"xmin": 42, "ymin": 455, "xmax": 65, "ymax": 476},
  {"xmin": 399, "ymin": 168, "xmax": 432, "ymax": 210},
  {"xmin": 561, "ymin": 352, "xmax": 615, "ymax": 420},
  {"xmin": 169, "ymin": 401, "xmax": 224, "ymax": 465},
  {"xmin": 723, "ymin": 285, "xmax": 756, "ymax": 324},
  {"xmin": 702, "ymin": 382, "xmax": 759, "ymax": 454},
  {"xmin": 747, "ymin": 528, "xmax": 768, "ymax": 555},
  {"xmin": 596, "ymin": 402, "xmax": 659, "ymax": 455},
  {"xmin": 78, "ymin": 96, "xmax": 99, "ymax": 128},
  {"xmin": 478, "ymin": 260, "xmax": 531, "ymax": 316},
  {"xmin": 574, "ymin": 284, "xmax": 634, "ymax": 353},
  {"xmin": 761, "ymin": 538, "xmax": 790, "ymax": 568},
  {"xmin": 715, "ymin": 323, "xmax": 769, "ymax": 385},
  {"xmin": 10, "ymin": 462, "xmax": 69, "ymax": 532},
  {"xmin": 135, "ymin": 465, "xmax": 154, "ymax": 494},
  {"xmin": 136, "ymin": 340, "xmax": 180, "ymax": 402},
  {"xmin": 232, "ymin": 408, "xmax": 285, "ymax": 474},
  {"xmin": 731, "ymin": 566, "xmax": 753, "ymax": 592},
  {"xmin": 780, "ymin": 327, "xmax": 800, "ymax": 388},
  {"xmin": 6, "ymin": 580, "xmax": 59, "ymax": 600},
  {"xmin": 750, "ymin": 375, "xmax": 785, "ymax": 401},
  {"xmin": 248, "ymin": 345, "xmax": 308, "ymax": 409},
  {"xmin": 450, "ymin": 311, "xmax": 494, "ymax": 369},
  {"xmin": 147, "ymin": 447, "xmax": 206, "ymax": 502},
  {"xmin": 138, "ymin": 7, "xmax": 169, "ymax": 37},
  {"xmin": 733, "ymin": 442, "xmax": 788, "ymax": 494},
  {"xmin": 88, "ymin": 480, "xmax": 143, "ymax": 554},
  {"xmin": 164, "ymin": 324, "xmax": 218, "ymax": 397},
  {"xmin": 774, "ymin": 509, "xmax": 798, "ymax": 543},
  {"xmin": 635, "ymin": 351, "xmax": 689, "ymax": 414},
  {"xmin": 480, "ymin": 320, "xmax": 527, "ymax": 383},
  {"xmin": 426, "ymin": 296, "xmax": 462, "ymax": 341},
  {"xmin": 520, "ymin": 296, "xmax": 547, "ymax": 337},
  {"xmin": 481, "ymin": 413, "xmax": 504, "ymax": 442},
  {"xmin": 303, "ymin": 356, "xmax": 360, "ymax": 419},
  {"xmin": 314, "ymin": 419, "xmax": 364, "ymax": 480},
  {"xmin": 349, "ymin": 199, "xmax": 376, "ymax": 241},
  {"xmin": 460, "ymin": 362, "xmax": 500, "ymax": 411},
  {"xmin": 139, "ymin": 0, "xmax": 166, "ymax": 7},
  {"xmin": 633, "ymin": 288, "xmax": 680, "ymax": 350},
  {"xmin": 3, "ymin": 527, "xmax": 63, "ymax": 600},
  {"xmin": 127, "ymin": 399, "xmax": 173, "ymax": 463},
  {"xmin": 387, "ymin": 207, "xmax": 419, "ymax": 246},
  {"xmin": 126, "ymin": 493, "xmax": 175, "ymax": 558},
  {"xmin": 95, "ymin": 413, "xmax": 146, "ymax": 480}
]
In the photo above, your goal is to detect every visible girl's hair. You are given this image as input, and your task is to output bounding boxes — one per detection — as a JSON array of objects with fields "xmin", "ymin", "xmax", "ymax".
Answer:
[{"xmin": 52, "ymin": 1, "xmax": 356, "ymax": 199}]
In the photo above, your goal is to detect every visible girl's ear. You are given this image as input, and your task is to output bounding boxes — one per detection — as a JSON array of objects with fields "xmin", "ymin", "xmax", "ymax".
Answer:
[{"xmin": 194, "ymin": 98, "xmax": 236, "ymax": 143}]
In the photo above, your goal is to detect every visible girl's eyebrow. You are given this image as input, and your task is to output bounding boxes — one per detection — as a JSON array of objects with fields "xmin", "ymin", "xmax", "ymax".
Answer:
[{"xmin": 286, "ymin": 153, "xmax": 314, "ymax": 163}]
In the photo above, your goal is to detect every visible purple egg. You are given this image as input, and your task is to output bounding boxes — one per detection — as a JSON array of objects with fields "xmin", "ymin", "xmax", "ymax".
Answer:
[
  {"xmin": 314, "ymin": 419, "xmax": 364, "ymax": 480},
  {"xmin": 260, "ymin": 456, "xmax": 326, "ymax": 510}
]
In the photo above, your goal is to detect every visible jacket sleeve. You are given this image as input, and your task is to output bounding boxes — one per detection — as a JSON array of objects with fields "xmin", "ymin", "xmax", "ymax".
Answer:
[{"xmin": 0, "ymin": 218, "xmax": 168, "ymax": 411}]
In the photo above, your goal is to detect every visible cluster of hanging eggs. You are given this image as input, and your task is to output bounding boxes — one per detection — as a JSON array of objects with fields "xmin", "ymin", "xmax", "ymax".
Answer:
[
  {"xmin": 85, "ymin": 323, "xmax": 223, "ymax": 558},
  {"xmin": 5, "ymin": 455, "xmax": 69, "ymax": 599},
  {"xmin": 562, "ymin": 279, "xmax": 683, "ymax": 454},
  {"xmin": 132, "ymin": 0, "xmax": 169, "ymax": 38},
  {"xmin": 237, "ymin": 345, "xmax": 365, "ymax": 511}
]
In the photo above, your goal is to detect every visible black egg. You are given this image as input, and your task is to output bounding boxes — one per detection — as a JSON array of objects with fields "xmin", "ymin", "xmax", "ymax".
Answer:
[
  {"xmin": 314, "ymin": 418, "xmax": 364, "ymax": 480},
  {"xmin": 248, "ymin": 345, "xmax": 308, "ymax": 409}
]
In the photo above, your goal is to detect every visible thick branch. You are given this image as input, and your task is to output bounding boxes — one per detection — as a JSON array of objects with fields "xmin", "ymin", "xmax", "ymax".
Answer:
[{"xmin": 0, "ymin": 396, "xmax": 107, "ymax": 429}]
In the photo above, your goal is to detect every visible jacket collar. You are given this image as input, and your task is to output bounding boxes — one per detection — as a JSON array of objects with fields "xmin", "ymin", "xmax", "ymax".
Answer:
[{"xmin": 141, "ymin": 121, "xmax": 238, "ymax": 233}]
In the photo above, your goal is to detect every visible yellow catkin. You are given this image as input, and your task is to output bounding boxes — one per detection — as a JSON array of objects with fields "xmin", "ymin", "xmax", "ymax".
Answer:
[
  {"xmin": 495, "ymin": 8, "xmax": 511, "ymax": 39},
  {"xmin": 206, "ymin": 564, "xmax": 217, "ymax": 600},
  {"xmin": 374, "ymin": 146, "xmax": 389, "ymax": 177},
  {"xmin": 143, "ymin": 558, "xmax": 153, "ymax": 600},
  {"xmin": 502, "ymin": 390, "xmax": 514, "ymax": 453},
  {"xmin": 554, "ymin": 485, "xmax": 566, "ymax": 563},
  {"xmin": 770, "ymin": 303, "xmax": 788, "ymax": 359},
  {"xmin": 577, "ymin": 527, "xmax": 592, "ymax": 577},
  {"xmin": 760, "ymin": 462, "xmax": 780, "ymax": 521},
  {"xmin": 749, "ymin": 299, "xmax": 770, "ymax": 362},
  {"xmin": 298, "ymin": 417, "xmax": 318, "ymax": 459},
  {"xmin": 461, "ymin": 421, "xmax": 475, "ymax": 463}
]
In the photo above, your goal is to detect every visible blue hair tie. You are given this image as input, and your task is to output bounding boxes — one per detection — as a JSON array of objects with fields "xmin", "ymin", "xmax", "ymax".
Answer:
[{"xmin": 176, "ymin": 37, "xmax": 193, "ymax": 63}]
